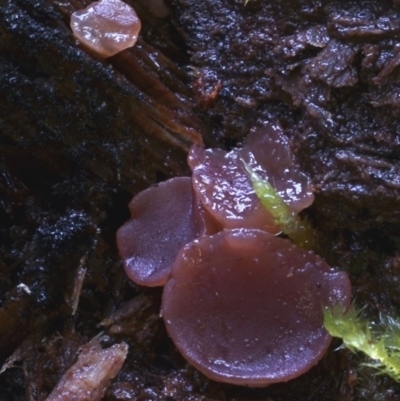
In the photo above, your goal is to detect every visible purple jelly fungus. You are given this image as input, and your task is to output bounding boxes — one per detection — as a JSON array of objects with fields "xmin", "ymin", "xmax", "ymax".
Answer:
[
  {"xmin": 188, "ymin": 123, "xmax": 313, "ymax": 232},
  {"xmin": 70, "ymin": 0, "xmax": 141, "ymax": 58},
  {"xmin": 188, "ymin": 144, "xmax": 281, "ymax": 233},
  {"xmin": 241, "ymin": 123, "xmax": 314, "ymax": 213},
  {"xmin": 162, "ymin": 229, "xmax": 351, "ymax": 386},
  {"xmin": 116, "ymin": 177, "xmax": 210, "ymax": 287}
]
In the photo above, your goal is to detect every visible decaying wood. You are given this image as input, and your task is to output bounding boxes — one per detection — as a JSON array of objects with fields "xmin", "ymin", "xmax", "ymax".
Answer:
[
  {"xmin": 2, "ymin": 0, "xmax": 400, "ymax": 400},
  {"xmin": 45, "ymin": 340, "xmax": 128, "ymax": 401}
]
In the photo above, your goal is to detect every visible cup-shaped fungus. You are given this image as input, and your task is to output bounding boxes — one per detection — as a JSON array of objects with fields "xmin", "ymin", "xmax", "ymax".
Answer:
[
  {"xmin": 70, "ymin": 0, "xmax": 141, "ymax": 58},
  {"xmin": 241, "ymin": 123, "xmax": 314, "ymax": 213},
  {"xmin": 188, "ymin": 145, "xmax": 279, "ymax": 233},
  {"xmin": 188, "ymin": 123, "xmax": 314, "ymax": 233},
  {"xmin": 162, "ymin": 229, "xmax": 351, "ymax": 386},
  {"xmin": 116, "ymin": 177, "xmax": 211, "ymax": 287}
]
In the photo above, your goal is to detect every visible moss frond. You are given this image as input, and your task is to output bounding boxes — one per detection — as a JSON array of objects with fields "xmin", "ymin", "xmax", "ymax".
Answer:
[
  {"xmin": 243, "ymin": 161, "xmax": 315, "ymax": 249},
  {"xmin": 323, "ymin": 303, "xmax": 400, "ymax": 383}
]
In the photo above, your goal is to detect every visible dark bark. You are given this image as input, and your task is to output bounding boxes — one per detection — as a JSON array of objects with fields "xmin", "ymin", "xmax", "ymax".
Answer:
[{"xmin": 2, "ymin": 0, "xmax": 400, "ymax": 400}]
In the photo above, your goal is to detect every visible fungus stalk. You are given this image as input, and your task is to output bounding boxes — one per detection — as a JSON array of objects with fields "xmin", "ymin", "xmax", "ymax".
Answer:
[
  {"xmin": 243, "ymin": 161, "xmax": 315, "ymax": 249},
  {"xmin": 323, "ymin": 303, "xmax": 400, "ymax": 383}
]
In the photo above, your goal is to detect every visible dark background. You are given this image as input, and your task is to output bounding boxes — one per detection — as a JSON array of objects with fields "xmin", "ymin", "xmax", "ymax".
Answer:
[{"xmin": 1, "ymin": 0, "xmax": 400, "ymax": 399}]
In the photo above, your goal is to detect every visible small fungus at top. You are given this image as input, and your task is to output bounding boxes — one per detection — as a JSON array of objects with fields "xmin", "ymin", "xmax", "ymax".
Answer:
[{"xmin": 70, "ymin": 0, "xmax": 141, "ymax": 58}]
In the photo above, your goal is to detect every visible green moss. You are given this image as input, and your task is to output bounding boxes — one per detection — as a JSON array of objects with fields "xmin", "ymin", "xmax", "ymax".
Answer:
[
  {"xmin": 243, "ymin": 161, "xmax": 315, "ymax": 249},
  {"xmin": 323, "ymin": 303, "xmax": 400, "ymax": 383},
  {"xmin": 244, "ymin": 160, "xmax": 400, "ymax": 385}
]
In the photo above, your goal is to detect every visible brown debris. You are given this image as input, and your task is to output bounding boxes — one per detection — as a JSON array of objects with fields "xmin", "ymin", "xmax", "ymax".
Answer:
[
  {"xmin": 68, "ymin": 262, "xmax": 87, "ymax": 316},
  {"xmin": 306, "ymin": 40, "xmax": 359, "ymax": 88},
  {"xmin": 328, "ymin": 9, "xmax": 400, "ymax": 40},
  {"xmin": 45, "ymin": 340, "xmax": 128, "ymax": 401}
]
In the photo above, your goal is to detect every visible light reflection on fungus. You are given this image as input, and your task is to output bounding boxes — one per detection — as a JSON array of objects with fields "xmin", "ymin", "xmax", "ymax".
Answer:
[{"xmin": 70, "ymin": 0, "xmax": 141, "ymax": 58}]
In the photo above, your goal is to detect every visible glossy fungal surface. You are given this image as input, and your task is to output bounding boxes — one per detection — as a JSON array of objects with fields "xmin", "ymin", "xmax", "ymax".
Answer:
[
  {"xmin": 70, "ymin": 0, "xmax": 141, "ymax": 58},
  {"xmin": 241, "ymin": 123, "xmax": 314, "ymax": 213},
  {"xmin": 116, "ymin": 177, "xmax": 210, "ymax": 287},
  {"xmin": 188, "ymin": 145, "xmax": 280, "ymax": 233},
  {"xmin": 162, "ymin": 229, "xmax": 351, "ymax": 386},
  {"xmin": 188, "ymin": 123, "xmax": 314, "ymax": 233}
]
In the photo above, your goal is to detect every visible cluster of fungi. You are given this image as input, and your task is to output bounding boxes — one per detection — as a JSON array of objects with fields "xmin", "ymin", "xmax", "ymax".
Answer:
[
  {"xmin": 117, "ymin": 123, "xmax": 351, "ymax": 386},
  {"xmin": 69, "ymin": 0, "xmax": 351, "ymax": 387},
  {"xmin": 71, "ymin": 0, "xmax": 350, "ymax": 386}
]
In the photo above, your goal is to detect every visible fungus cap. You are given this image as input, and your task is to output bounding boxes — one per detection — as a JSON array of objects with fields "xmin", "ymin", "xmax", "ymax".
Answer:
[
  {"xmin": 188, "ymin": 123, "xmax": 314, "ymax": 233},
  {"xmin": 241, "ymin": 123, "xmax": 314, "ymax": 213},
  {"xmin": 70, "ymin": 0, "xmax": 141, "ymax": 58},
  {"xmin": 188, "ymin": 145, "xmax": 280, "ymax": 233},
  {"xmin": 162, "ymin": 229, "xmax": 351, "ymax": 386},
  {"xmin": 117, "ymin": 177, "xmax": 210, "ymax": 287}
]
